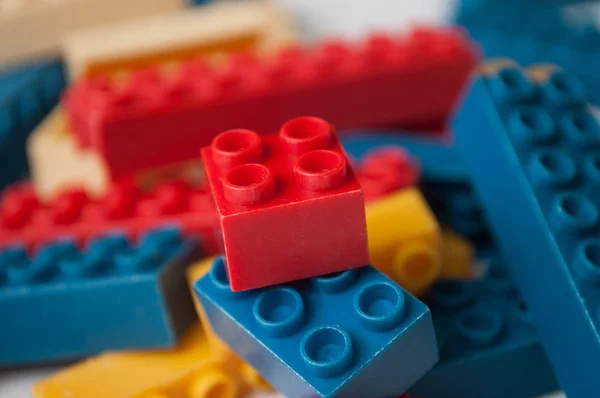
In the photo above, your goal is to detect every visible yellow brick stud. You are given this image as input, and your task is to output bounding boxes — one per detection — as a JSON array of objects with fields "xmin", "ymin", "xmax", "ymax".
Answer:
[{"xmin": 366, "ymin": 188, "xmax": 442, "ymax": 296}]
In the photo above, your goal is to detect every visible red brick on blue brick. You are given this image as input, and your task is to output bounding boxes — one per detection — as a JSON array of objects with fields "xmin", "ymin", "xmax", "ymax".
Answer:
[{"xmin": 201, "ymin": 116, "xmax": 368, "ymax": 291}]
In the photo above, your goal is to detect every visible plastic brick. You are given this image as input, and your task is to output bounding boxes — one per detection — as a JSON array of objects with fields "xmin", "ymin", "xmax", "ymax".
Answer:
[
  {"xmin": 0, "ymin": 60, "xmax": 65, "ymax": 189},
  {"xmin": 32, "ymin": 324, "xmax": 249, "ymax": 398},
  {"xmin": 201, "ymin": 117, "xmax": 369, "ymax": 291},
  {"xmin": 0, "ymin": 180, "xmax": 219, "ymax": 255},
  {"xmin": 456, "ymin": 2, "xmax": 600, "ymax": 105},
  {"xmin": 64, "ymin": 1, "xmax": 296, "ymax": 79},
  {"xmin": 409, "ymin": 259, "xmax": 559, "ymax": 398},
  {"xmin": 63, "ymin": 27, "xmax": 478, "ymax": 179},
  {"xmin": 354, "ymin": 146, "xmax": 420, "ymax": 203},
  {"xmin": 0, "ymin": 227, "xmax": 201, "ymax": 365},
  {"xmin": 366, "ymin": 188, "xmax": 442, "ymax": 296},
  {"xmin": 194, "ymin": 257, "xmax": 439, "ymax": 398},
  {"xmin": 439, "ymin": 228, "xmax": 476, "ymax": 280},
  {"xmin": 453, "ymin": 63, "xmax": 600, "ymax": 397}
]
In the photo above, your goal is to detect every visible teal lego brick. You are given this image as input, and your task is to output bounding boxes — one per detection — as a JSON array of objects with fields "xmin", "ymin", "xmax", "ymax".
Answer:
[
  {"xmin": 0, "ymin": 59, "xmax": 65, "ymax": 188},
  {"xmin": 453, "ymin": 64, "xmax": 600, "ymax": 397},
  {"xmin": 0, "ymin": 226, "xmax": 200, "ymax": 365},
  {"xmin": 194, "ymin": 257, "xmax": 439, "ymax": 398}
]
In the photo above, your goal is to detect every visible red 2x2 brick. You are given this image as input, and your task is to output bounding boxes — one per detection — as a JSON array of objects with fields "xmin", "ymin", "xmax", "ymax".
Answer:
[{"xmin": 202, "ymin": 117, "xmax": 369, "ymax": 291}]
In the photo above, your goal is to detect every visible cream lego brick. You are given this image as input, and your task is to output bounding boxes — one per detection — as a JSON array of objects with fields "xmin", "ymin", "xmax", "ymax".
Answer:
[
  {"xmin": 28, "ymin": 107, "xmax": 205, "ymax": 201},
  {"xmin": 0, "ymin": 0, "xmax": 186, "ymax": 66},
  {"xmin": 64, "ymin": 0, "xmax": 297, "ymax": 79},
  {"xmin": 27, "ymin": 107, "xmax": 109, "ymax": 201}
]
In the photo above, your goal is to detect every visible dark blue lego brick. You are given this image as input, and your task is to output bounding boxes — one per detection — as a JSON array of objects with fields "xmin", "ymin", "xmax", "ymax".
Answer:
[
  {"xmin": 455, "ymin": 1, "xmax": 600, "ymax": 105},
  {"xmin": 0, "ymin": 59, "xmax": 65, "ymax": 188},
  {"xmin": 410, "ymin": 258, "xmax": 559, "ymax": 398},
  {"xmin": 194, "ymin": 257, "xmax": 438, "ymax": 398},
  {"xmin": 0, "ymin": 226, "xmax": 200, "ymax": 365},
  {"xmin": 453, "ymin": 64, "xmax": 600, "ymax": 397},
  {"xmin": 341, "ymin": 132, "xmax": 489, "ymax": 241}
]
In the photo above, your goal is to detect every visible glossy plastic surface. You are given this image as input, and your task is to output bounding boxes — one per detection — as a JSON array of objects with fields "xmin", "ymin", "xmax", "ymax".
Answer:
[
  {"xmin": 194, "ymin": 257, "xmax": 438, "ymax": 398},
  {"xmin": 63, "ymin": 27, "xmax": 477, "ymax": 178},
  {"xmin": 410, "ymin": 259, "xmax": 559, "ymax": 398},
  {"xmin": 454, "ymin": 64, "xmax": 600, "ymax": 397},
  {"xmin": 0, "ymin": 227, "xmax": 200, "ymax": 365},
  {"xmin": 202, "ymin": 117, "xmax": 368, "ymax": 291},
  {"xmin": 366, "ymin": 189, "xmax": 442, "ymax": 296},
  {"xmin": 0, "ymin": 180, "xmax": 219, "ymax": 254}
]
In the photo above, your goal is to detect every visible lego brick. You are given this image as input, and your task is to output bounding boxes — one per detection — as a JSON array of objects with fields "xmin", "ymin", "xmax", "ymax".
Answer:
[
  {"xmin": 27, "ymin": 106, "xmax": 205, "ymax": 201},
  {"xmin": 63, "ymin": 27, "xmax": 478, "ymax": 179},
  {"xmin": 0, "ymin": 179, "xmax": 220, "ymax": 255},
  {"xmin": 439, "ymin": 228, "xmax": 476, "ymax": 280},
  {"xmin": 354, "ymin": 146, "xmax": 420, "ymax": 203},
  {"xmin": 0, "ymin": 227, "xmax": 201, "ymax": 365},
  {"xmin": 0, "ymin": 0, "xmax": 186, "ymax": 65},
  {"xmin": 194, "ymin": 257, "xmax": 439, "ymax": 398},
  {"xmin": 341, "ymin": 132, "xmax": 488, "ymax": 241},
  {"xmin": 186, "ymin": 257, "xmax": 273, "ymax": 393},
  {"xmin": 456, "ymin": 2, "xmax": 600, "ymax": 105},
  {"xmin": 0, "ymin": 60, "xmax": 65, "ymax": 189},
  {"xmin": 64, "ymin": 0, "xmax": 297, "ymax": 79},
  {"xmin": 366, "ymin": 188, "xmax": 442, "ymax": 296},
  {"xmin": 409, "ymin": 258, "xmax": 559, "ymax": 398},
  {"xmin": 453, "ymin": 62, "xmax": 600, "ymax": 397},
  {"xmin": 201, "ymin": 117, "xmax": 369, "ymax": 291},
  {"xmin": 32, "ymin": 324, "xmax": 250, "ymax": 398},
  {"xmin": 27, "ymin": 107, "xmax": 110, "ymax": 200}
]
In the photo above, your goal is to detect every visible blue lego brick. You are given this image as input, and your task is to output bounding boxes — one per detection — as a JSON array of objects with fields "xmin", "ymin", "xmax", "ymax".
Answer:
[
  {"xmin": 194, "ymin": 257, "xmax": 439, "ymax": 398},
  {"xmin": 0, "ymin": 59, "xmax": 65, "ymax": 188},
  {"xmin": 0, "ymin": 226, "xmax": 200, "ymax": 365},
  {"xmin": 341, "ymin": 132, "xmax": 489, "ymax": 240},
  {"xmin": 453, "ymin": 64, "xmax": 600, "ymax": 397},
  {"xmin": 410, "ymin": 258, "xmax": 559, "ymax": 398},
  {"xmin": 455, "ymin": 1, "xmax": 600, "ymax": 105}
]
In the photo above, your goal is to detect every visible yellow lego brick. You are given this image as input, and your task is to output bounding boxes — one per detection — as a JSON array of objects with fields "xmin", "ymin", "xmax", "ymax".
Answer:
[
  {"xmin": 366, "ymin": 188, "xmax": 442, "ymax": 296},
  {"xmin": 440, "ymin": 228, "xmax": 476, "ymax": 280},
  {"xmin": 187, "ymin": 257, "xmax": 272, "ymax": 393},
  {"xmin": 32, "ymin": 324, "xmax": 247, "ymax": 398},
  {"xmin": 0, "ymin": 0, "xmax": 185, "ymax": 66},
  {"xmin": 27, "ymin": 106, "xmax": 204, "ymax": 202},
  {"xmin": 64, "ymin": 0, "xmax": 297, "ymax": 79}
]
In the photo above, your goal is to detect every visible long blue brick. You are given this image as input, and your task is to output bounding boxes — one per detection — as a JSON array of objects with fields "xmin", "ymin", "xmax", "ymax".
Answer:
[
  {"xmin": 453, "ymin": 64, "xmax": 600, "ymax": 397},
  {"xmin": 0, "ymin": 226, "xmax": 200, "ymax": 365},
  {"xmin": 194, "ymin": 257, "xmax": 438, "ymax": 398},
  {"xmin": 410, "ymin": 258, "xmax": 559, "ymax": 398},
  {"xmin": 0, "ymin": 60, "xmax": 65, "ymax": 188},
  {"xmin": 456, "ymin": 1, "xmax": 600, "ymax": 105}
]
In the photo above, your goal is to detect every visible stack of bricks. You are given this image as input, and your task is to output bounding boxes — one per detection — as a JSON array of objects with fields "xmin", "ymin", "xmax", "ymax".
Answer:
[{"xmin": 192, "ymin": 116, "xmax": 439, "ymax": 397}]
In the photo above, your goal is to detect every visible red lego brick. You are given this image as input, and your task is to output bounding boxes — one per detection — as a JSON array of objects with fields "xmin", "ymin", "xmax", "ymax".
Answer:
[
  {"xmin": 0, "ymin": 180, "xmax": 219, "ymax": 254},
  {"xmin": 356, "ymin": 147, "xmax": 420, "ymax": 203},
  {"xmin": 201, "ymin": 116, "xmax": 369, "ymax": 291},
  {"xmin": 63, "ymin": 27, "xmax": 478, "ymax": 180}
]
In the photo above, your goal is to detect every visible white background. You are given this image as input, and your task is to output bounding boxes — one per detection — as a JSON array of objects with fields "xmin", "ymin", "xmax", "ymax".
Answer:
[{"xmin": 0, "ymin": 0, "xmax": 574, "ymax": 396}]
